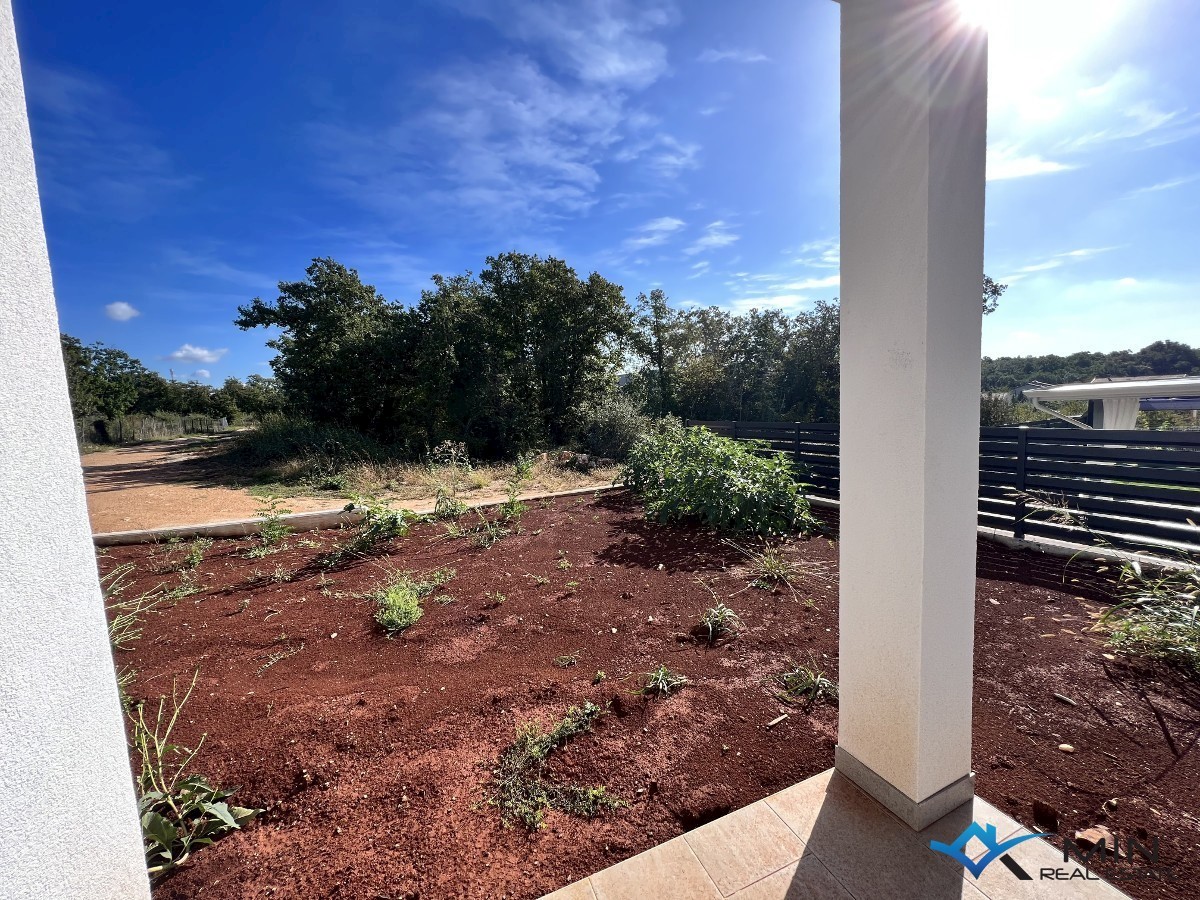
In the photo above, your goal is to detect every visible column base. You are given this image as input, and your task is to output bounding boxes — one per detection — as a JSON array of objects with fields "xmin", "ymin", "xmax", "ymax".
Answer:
[{"xmin": 834, "ymin": 746, "xmax": 975, "ymax": 830}]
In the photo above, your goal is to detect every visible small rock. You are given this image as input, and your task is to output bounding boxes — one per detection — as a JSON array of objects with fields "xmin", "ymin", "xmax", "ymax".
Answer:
[
  {"xmin": 987, "ymin": 598, "xmax": 1000, "ymax": 605},
  {"xmin": 330, "ymin": 632, "xmax": 338, "ymax": 639},
  {"xmin": 1058, "ymin": 743, "xmax": 1075, "ymax": 753},
  {"xmin": 1075, "ymin": 825, "xmax": 1115, "ymax": 852}
]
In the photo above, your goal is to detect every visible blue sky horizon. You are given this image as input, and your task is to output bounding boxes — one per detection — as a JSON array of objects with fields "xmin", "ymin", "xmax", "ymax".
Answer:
[{"xmin": 14, "ymin": 0, "xmax": 1200, "ymax": 383}]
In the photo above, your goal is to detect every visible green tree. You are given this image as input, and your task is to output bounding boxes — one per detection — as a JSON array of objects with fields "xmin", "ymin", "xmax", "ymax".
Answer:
[{"xmin": 235, "ymin": 258, "xmax": 410, "ymax": 436}]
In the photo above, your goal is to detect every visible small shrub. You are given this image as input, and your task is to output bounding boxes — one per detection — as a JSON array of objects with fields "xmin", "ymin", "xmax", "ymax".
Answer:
[
  {"xmin": 774, "ymin": 658, "xmax": 839, "ymax": 708},
  {"xmin": 621, "ymin": 422, "xmax": 817, "ymax": 536},
  {"xmin": 571, "ymin": 394, "xmax": 650, "ymax": 460},
  {"xmin": 638, "ymin": 665, "xmax": 689, "ymax": 698},
  {"xmin": 488, "ymin": 701, "xmax": 620, "ymax": 829},
  {"xmin": 698, "ymin": 603, "xmax": 743, "ymax": 643},
  {"xmin": 130, "ymin": 672, "xmax": 262, "ymax": 878},
  {"xmin": 372, "ymin": 569, "xmax": 455, "ymax": 635}
]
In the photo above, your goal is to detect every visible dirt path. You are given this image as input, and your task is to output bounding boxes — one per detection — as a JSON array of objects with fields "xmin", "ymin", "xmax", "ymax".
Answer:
[
  {"xmin": 81, "ymin": 437, "xmax": 353, "ymax": 533},
  {"xmin": 81, "ymin": 436, "xmax": 615, "ymax": 534}
]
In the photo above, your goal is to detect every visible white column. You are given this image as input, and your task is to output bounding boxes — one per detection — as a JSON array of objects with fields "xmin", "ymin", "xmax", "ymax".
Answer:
[
  {"xmin": 0, "ymin": 2, "xmax": 150, "ymax": 896},
  {"xmin": 835, "ymin": 0, "xmax": 988, "ymax": 829}
]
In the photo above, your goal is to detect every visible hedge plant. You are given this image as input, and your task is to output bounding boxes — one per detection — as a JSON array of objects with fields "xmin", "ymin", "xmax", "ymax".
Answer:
[{"xmin": 620, "ymin": 423, "xmax": 817, "ymax": 536}]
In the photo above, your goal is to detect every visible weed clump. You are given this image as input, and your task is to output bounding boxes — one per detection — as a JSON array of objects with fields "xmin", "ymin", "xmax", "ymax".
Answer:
[
  {"xmin": 488, "ymin": 701, "xmax": 621, "ymax": 829},
  {"xmin": 638, "ymin": 665, "xmax": 689, "ymax": 698},
  {"xmin": 372, "ymin": 568, "xmax": 455, "ymax": 635},
  {"xmin": 774, "ymin": 657, "xmax": 839, "ymax": 708},
  {"xmin": 1099, "ymin": 559, "xmax": 1200, "ymax": 676},
  {"xmin": 698, "ymin": 603, "xmax": 743, "ymax": 643}
]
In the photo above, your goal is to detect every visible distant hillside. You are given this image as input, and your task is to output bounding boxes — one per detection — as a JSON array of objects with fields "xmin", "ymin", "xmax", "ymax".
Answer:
[{"xmin": 981, "ymin": 340, "xmax": 1200, "ymax": 393}]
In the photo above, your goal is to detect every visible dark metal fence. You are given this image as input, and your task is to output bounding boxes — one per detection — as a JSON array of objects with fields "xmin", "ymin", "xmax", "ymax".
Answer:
[{"xmin": 684, "ymin": 419, "xmax": 1200, "ymax": 556}]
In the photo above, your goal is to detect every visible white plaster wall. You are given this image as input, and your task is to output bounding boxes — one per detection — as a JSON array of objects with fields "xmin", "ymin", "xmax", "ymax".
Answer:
[
  {"xmin": 0, "ymin": 2, "xmax": 150, "ymax": 896},
  {"xmin": 837, "ymin": 0, "xmax": 988, "ymax": 804}
]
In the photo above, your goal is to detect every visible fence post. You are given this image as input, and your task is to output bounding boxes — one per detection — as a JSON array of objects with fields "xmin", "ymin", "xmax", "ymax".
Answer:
[
  {"xmin": 794, "ymin": 422, "xmax": 802, "ymax": 468},
  {"xmin": 732, "ymin": 420, "xmax": 739, "ymax": 440},
  {"xmin": 1012, "ymin": 426, "xmax": 1028, "ymax": 540},
  {"xmin": 684, "ymin": 418, "xmax": 690, "ymax": 429}
]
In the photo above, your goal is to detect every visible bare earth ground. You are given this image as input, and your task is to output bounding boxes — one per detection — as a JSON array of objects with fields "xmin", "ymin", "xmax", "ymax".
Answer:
[
  {"xmin": 81, "ymin": 436, "xmax": 615, "ymax": 533},
  {"xmin": 103, "ymin": 496, "xmax": 1200, "ymax": 900}
]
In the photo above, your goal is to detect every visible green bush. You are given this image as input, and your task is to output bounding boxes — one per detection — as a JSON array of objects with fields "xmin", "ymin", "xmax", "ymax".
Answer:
[
  {"xmin": 621, "ymin": 423, "xmax": 817, "ymax": 536},
  {"xmin": 571, "ymin": 394, "xmax": 650, "ymax": 460},
  {"xmin": 227, "ymin": 418, "xmax": 389, "ymax": 484}
]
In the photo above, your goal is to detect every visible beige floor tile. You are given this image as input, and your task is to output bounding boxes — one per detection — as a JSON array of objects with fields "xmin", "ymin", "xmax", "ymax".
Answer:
[
  {"xmin": 590, "ymin": 836, "xmax": 722, "ymax": 900},
  {"xmin": 541, "ymin": 877, "xmax": 598, "ymax": 900},
  {"xmin": 767, "ymin": 771, "xmax": 989, "ymax": 899},
  {"xmin": 727, "ymin": 854, "xmax": 853, "ymax": 900},
  {"xmin": 685, "ymin": 801, "xmax": 806, "ymax": 896}
]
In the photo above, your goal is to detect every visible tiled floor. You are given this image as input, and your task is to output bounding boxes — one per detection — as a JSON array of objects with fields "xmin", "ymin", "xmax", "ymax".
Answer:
[{"xmin": 542, "ymin": 769, "xmax": 1131, "ymax": 900}]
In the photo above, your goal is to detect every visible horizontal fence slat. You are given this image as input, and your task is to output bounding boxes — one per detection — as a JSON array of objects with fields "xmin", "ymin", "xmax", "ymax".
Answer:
[{"xmin": 687, "ymin": 420, "xmax": 1200, "ymax": 554}]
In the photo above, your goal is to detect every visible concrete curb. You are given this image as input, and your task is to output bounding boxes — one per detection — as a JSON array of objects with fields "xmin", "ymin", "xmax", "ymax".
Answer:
[{"xmin": 92, "ymin": 483, "xmax": 620, "ymax": 546}]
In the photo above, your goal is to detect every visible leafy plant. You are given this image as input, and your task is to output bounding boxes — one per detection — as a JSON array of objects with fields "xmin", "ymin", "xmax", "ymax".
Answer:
[
  {"xmin": 346, "ymin": 496, "xmax": 413, "ymax": 552},
  {"xmin": 104, "ymin": 563, "xmax": 161, "ymax": 652},
  {"xmin": 487, "ymin": 701, "xmax": 620, "ymax": 829},
  {"xmin": 498, "ymin": 452, "xmax": 536, "ymax": 523},
  {"xmin": 637, "ymin": 665, "xmax": 689, "ymax": 698},
  {"xmin": 130, "ymin": 672, "xmax": 261, "ymax": 878},
  {"xmin": 774, "ymin": 658, "xmax": 839, "ymax": 708},
  {"xmin": 249, "ymin": 496, "xmax": 292, "ymax": 556},
  {"xmin": 621, "ymin": 422, "xmax": 818, "ymax": 536},
  {"xmin": 372, "ymin": 568, "xmax": 455, "ymax": 635},
  {"xmin": 698, "ymin": 603, "xmax": 744, "ymax": 643}
]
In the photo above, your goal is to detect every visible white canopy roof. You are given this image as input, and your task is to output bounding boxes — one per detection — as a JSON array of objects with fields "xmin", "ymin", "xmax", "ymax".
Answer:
[{"xmin": 1022, "ymin": 374, "xmax": 1200, "ymax": 401}]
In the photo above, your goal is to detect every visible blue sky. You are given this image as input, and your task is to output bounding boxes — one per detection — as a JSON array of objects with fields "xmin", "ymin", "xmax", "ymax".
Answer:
[{"xmin": 14, "ymin": 0, "xmax": 1200, "ymax": 382}]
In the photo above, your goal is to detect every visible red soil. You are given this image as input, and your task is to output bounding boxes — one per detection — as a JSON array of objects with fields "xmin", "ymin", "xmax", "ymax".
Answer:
[{"xmin": 101, "ymin": 492, "xmax": 1200, "ymax": 900}]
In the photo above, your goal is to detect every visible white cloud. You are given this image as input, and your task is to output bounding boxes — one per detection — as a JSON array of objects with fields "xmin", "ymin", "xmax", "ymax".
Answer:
[
  {"xmin": 624, "ymin": 216, "xmax": 686, "ymax": 249},
  {"xmin": 314, "ymin": 1, "xmax": 692, "ymax": 226},
  {"xmin": 457, "ymin": 0, "xmax": 678, "ymax": 89},
  {"xmin": 166, "ymin": 344, "xmax": 228, "ymax": 364},
  {"xmin": 998, "ymin": 247, "xmax": 1115, "ymax": 281},
  {"xmin": 104, "ymin": 301, "xmax": 139, "ymax": 322},
  {"xmin": 687, "ymin": 260, "xmax": 711, "ymax": 279},
  {"xmin": 697, "ymin": 48, "xmax": 769, "ymax": 64},
  {"xmin": 684, "ymin": 220, "xmax": 739, "ymax": 255},
  {"xmin": 984, "ymin": 8, "xmax": 1196, "ymax": 182},
  {"xmin": 986, "ymin": 147, "xmax": 1076, "ymax": 181},
  {"xmin": 792, "ymin": 237, "xmax": 839, "ymax": 269},
  {"xmin": 193, "ymin": 369, "xmax": 211, "ymax": 380},
  {"xmin": 1127, "ymin": 174, "xmax": 1200, "ymax": 197},
  {"xmin": 165, "ymin": 248, "xmax": 272, "ymax": 289},
  {"xmin": 24, "ymin": 65, "xmax": 194, "ymax": 219}
]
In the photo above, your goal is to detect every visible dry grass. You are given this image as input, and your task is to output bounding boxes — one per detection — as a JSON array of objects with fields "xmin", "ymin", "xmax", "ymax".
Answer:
[{"xmin": 341, "ymin": 459, "xmax": 619, "ymax": 503}]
